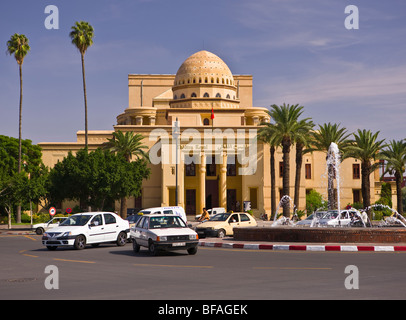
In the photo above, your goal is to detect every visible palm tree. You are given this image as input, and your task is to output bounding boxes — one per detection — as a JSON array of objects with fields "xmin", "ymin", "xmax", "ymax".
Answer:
[
  {"xmin": 69, "ymin": 21, "xmax": 94, "ymax": 150},
  {"xmin": 268, "ymin": 104, "xmax": 309, "ymax": 217},
  {"xmin": 292, "ymin": 118, "xmax": 314, "ymax": 211},
  {"xmin": 258, "ymin": 119, "xmax": 280, "ymax": 219},
  {"xmin": 346, "ymin": 129, "xmax": 386, "ymax": 218},
  {"xmin": 7, "ymin": 33, "xmax": 30, "ymax": 223},
  {"xmin": 309, "ymin": 123, "xmax": 352, "ymax": 210},
  {"xmin": 380, "ymin": 139, "xmax": 406, "ymax": 215},
  {"xmin": 103, "ymin": 131, "xmax": 149, "ymax": 217}
]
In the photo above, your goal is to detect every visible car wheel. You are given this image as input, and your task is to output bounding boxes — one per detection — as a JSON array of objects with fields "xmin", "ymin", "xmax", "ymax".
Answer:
[
  {"xmin": 217, "ymin": 229, "xmax": 226, "ymax": 238},
  {"xmin": 187, "ymin": 247, "xmax": 197, "ymax": 255},
  {"xmin": 148, "ymin": 240, "xmax": 159, "ymax": 256},
  {"xmin": 132, "ymin": 239, "xmax": 140, "ymax": 253},
  {"xmin": 74, "ymin": 235, "xmax": 86, "ymax": 250},
  {"xmin": 116, "ymin": 232, "xmax": 127, "ymax": 246},
  {"xmin": 46, "ymin": 246, "xmax": 57, "ymax": 251},
  {"xmin": 36, "ymin": 228, "xmax": 44, "ymax": 235}
]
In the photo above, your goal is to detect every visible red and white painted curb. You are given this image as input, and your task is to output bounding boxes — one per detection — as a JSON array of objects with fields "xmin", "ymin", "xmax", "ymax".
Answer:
[{"xmin": 199, "ymin": 241, "xmax": 406, "ymax": 252}]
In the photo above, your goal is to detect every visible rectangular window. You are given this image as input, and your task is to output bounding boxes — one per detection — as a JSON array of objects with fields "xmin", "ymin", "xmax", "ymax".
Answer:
[
  {"xmin": 185, "ymin": 163, "xmax": 196, "ymax": 176},
  {"xmin": 206, "ymin": 156, "xmax": 216, "ymax": 176},
  {"xmin": 227, "ymin": 155, "xmax": 236, "ymax": 176},
  {"xmin": 353, "ymin": 189, "xmax": 361, "ymax": 203},
  {"xmin": 353, "ymin": 164, "xmax": 360, "ymax": 179},
  {"xmin": 249, "ymin": 188, "xmax": 258, "ymax": 209},
  {"xmin": 305, "ymin": 163, "xmax": 311, "ymax": 179}
]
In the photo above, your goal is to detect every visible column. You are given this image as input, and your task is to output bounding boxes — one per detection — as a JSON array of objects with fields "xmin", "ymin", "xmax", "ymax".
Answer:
[
  {"xmin": 219, "ymin": 152, "xmax": 227, "ymax": 209},
  {"xmin": 198, "ymin": 153, "xmax": 206, "ymax": 215}
]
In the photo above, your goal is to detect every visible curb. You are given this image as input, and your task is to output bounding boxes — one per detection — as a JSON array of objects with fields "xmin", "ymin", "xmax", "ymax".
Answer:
[{"xmin": 198, "ymin": 241, "xmax": 406, "ymax": 252}]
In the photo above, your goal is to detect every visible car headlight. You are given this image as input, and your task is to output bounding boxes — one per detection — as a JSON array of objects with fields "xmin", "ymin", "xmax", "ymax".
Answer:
[
  {"xmin": 62, "ymin": 231, "xmax": 71, "ymax": 237},
  {"xmin": 189, "ymin": 234, "xmax": 198, "ymax": 240},
  {"xmin": 157, "ymin": 236, "xmax": 167, "ymax": 242}
]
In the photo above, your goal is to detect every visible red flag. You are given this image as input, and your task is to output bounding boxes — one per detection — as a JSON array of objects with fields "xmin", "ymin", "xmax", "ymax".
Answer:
[{"xmin": 211, "ymin": 107, "xmax": 214, "ymax": 120}]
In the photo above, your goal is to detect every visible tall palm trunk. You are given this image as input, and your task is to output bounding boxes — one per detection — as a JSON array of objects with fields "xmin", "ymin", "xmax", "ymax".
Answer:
[
  {"xmin": 16, "ymin": 63, "xmax": 23, "ymax": 223},
  {"xmin": 270, "ymin": 146, "xmax": 276, "ymax": 219},
  {"xmin": 282, "ymin": 139, "xmax": 291, "ymax": 217},
  {"xmin": 294, "ymin": 143, "xmax": 303, "ymax": 211},
  {"xmin": 81, "ymin": 52, "xmax": 88, "ymax": 150},
  {"xmin": 361, "ymin": 161, "xmax": 372, "ymax": 219},
  {"xmin": 395, "ymin": 172, "xmax": 403, "ymax": 216}
]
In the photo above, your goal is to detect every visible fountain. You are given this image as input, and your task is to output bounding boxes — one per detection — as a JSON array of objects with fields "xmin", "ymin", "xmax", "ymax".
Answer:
[{"xmin": 234, "ymin": 143, "xmax": 406, "ymax": 244}]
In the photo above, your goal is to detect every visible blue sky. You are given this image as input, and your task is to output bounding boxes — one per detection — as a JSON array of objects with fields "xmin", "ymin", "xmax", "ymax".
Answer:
[{"xmin": 1, "ymin": 0, "xmax": 405, "ymax": 144}]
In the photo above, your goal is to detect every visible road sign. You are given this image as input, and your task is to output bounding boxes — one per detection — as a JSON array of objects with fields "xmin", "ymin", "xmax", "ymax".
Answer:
[
  {"xmin": 66, "ymin": 207, "xmax": 72, "ymax": 214},
  {"xmin": 49, "ymin": 207, "xmax": 56, "ymax": 216}
]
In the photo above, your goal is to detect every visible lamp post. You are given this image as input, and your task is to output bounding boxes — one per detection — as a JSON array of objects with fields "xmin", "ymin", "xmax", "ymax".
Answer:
[{"xmin": 173, "ymin": 118, "xmax": 180, "ymax": 206}]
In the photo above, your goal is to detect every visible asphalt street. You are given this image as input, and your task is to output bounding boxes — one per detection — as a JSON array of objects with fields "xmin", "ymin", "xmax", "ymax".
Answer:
[{"xmin": 2, "ymin": 233, "xmax": 406, "ymax": 302}]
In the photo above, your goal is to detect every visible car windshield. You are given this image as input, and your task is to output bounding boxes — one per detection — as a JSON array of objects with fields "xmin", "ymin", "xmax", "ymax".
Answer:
[
  {"xmin": 59, "ymin": 215, "xmax": 92, "ymax": 226},
  {"xmin": 322, "ymin": 211, "xmax": 339, "ymax": 219},
  {"xmin": 210, "ymin": 213, "xmax": 230, "ymax": 221},
  {"xmin": 148, "ymin": 216, "xmax": 186, "ymax": 229}
]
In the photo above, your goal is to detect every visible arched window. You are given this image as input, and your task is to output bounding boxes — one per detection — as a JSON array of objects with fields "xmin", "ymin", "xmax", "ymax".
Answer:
[
  {"xmin": 205, "ymin": 77, "xmax": 208, "ymax": 83},
  {"xmin": 203, "ymin": 118, "xmax": 210, "ymax": 126},
  {"xmin": 193, "ymin": 78, "xmax": 196, "ymax": 83},
  {"xmin": 217, "ymin": 78, "xmax": 220, "ymax": 83},
  {"xmin": 174, "ymin": 95, "xmax": 178, "ymax": 100},
  {"xmin": 180, "ymin": 93, "xmax": 186, "ymax": 99},
  {"xmin": 203, "ymin": 92, "xmax": 209, "ymax": 98},
  {"xmin": 199, "ymin": 78, "xmax": 202, "ymax": 83},
  {"xmin": 216, "ymin": 93, "xmax": 221, "ymax": 98},
  {"xmin": 191, "ymin": 92, "xmax": 197, "ymax": 97},
  {"xmin": 211, "ymin": 78, "xmax": 214, "ymax": 83},
  {"xmin": 226, "ymin": 94, "xmax": 230, "ymax": 99}
]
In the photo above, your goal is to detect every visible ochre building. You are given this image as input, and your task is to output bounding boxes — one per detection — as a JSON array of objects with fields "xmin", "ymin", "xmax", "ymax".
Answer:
[{"xmin": 39, "ymin": 50, "xmax": 387, "ymax": 217}]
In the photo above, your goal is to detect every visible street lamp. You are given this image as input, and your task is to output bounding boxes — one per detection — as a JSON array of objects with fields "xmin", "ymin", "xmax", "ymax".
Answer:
[{"xmin": 172, "ymin": 118, "xmax": 180, "ymax": 206}]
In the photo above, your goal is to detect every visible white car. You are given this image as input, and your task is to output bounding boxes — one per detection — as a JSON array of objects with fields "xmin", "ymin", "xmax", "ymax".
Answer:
[
  {"xmin": 42, "ymin": 212, "xmax": 130, "ymax": 250},
  {"xmin": 33, "ymin": 217, "xmax": 67, "ymax": 235},
  {"xmin": 130, "ymin": 214, "xmax": 198, "ymax": 255},
  {"xmin": 138, "ymin": 206, "xmax": 187, "ymax": 222},
  {"xmin": 195, "ymin": 207, "xmax": 226, "ymax": 220}
]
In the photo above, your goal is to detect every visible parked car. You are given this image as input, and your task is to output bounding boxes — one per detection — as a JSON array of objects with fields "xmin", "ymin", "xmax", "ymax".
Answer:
[
  {"xmin": 318, "ymin": 209, "xmax": 363, "ymax": 227},
  {"xmin": 137, "ymin": 206, "xmax": 187, "ymax": 222},
  {"xmin": 32, "ymin": 217, "xmax": 67, "ymax": 235},
  {"xmin": 195, "ymin": 207, "xmax": 226, "ymax": 220},
  {"xmin": 42, "ymin": 212, "xmax": 130, "ymax": 250},
  {"xmin": 126, "ymin": 214, "xmax": 143, "ymax": 228},
  {"xmin": 296, "ymin": 211, "xmax": 327, "ymax": 226},
  {"xmin": 130, "ymin": 214, "xmax": 198, "ymax": 255},
  {"xmin": 195, "ymin": 212, "xmax": 257, "ymax": 238}
]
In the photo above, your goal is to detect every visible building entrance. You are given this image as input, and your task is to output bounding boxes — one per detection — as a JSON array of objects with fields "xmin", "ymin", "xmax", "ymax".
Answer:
[{"xmin": 205, "ymin": 179, "xmax": 219, "ymax": 209}]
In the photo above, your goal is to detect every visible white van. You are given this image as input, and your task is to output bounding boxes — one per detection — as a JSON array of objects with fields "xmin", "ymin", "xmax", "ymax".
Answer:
[
  {"xmin": 195, "ymin": 207, "xmax": 226, "ymax": 220},
  {"xmin": 137, "ymin": 206, "xmax": 187, "ymax": 223}
]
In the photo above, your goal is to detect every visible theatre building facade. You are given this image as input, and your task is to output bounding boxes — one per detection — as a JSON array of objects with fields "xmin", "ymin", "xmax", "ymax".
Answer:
[{"xmin": 39, "ymin": 50, "xmax": 381, "ymax": 217}]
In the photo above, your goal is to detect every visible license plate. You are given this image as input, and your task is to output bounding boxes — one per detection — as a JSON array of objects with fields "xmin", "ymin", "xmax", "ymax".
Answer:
[{"xmin": 172, "ymin": 242, "xmax": 186, "ymax": 247}]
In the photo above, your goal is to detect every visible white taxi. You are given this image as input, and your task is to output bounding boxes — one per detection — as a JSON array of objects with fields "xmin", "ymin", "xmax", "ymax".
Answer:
[
  {"xmin": 42, "ymin": 212, "xmax": 130, "ymax": 250},
  {"xmin": 130, "ymin": 214, "xmax": 198, "ymax": 255}
]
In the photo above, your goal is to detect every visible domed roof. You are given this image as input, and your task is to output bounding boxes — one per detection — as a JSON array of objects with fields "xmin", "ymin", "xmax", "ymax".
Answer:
[{"xmin": 174, "ymin": 50, "xmax": 235, "ymax": 87}]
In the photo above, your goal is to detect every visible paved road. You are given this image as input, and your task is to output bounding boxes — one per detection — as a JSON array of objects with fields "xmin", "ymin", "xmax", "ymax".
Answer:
[{"xmin": 1, "ymin": 233, "xmax": 406, "ymax": 301}]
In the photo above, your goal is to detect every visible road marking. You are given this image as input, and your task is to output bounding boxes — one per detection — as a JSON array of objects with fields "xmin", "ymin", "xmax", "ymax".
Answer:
[
  {"xmin": 133, "ymin": 263, "xmax": 213, "ymax": 269},
  {"xmin": 253, "ymin": 267, "xmax": 332, "ymax": 270},
  {"xmin": 53, "ymin": 258, "xmax": 95, "ymax": 264},
  {"xmin": 23, "ymin": 235, "xmax": 38, "ymax": 241}
]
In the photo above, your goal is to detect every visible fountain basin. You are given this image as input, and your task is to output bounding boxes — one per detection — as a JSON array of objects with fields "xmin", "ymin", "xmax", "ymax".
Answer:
[{"xmin": 234, "ymin": 226, "xmax": 406, "ymax": 243}]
